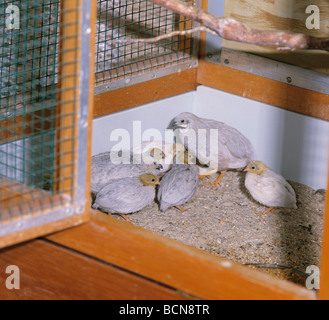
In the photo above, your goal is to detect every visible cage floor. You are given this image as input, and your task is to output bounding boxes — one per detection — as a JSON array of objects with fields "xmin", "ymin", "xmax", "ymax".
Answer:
[{"xmin": 103, "ymin": 170, "xmax": 325, "ymax": 286}]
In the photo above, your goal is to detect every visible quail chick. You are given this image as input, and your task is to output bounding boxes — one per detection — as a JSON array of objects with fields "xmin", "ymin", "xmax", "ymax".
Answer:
[
  {"xmin": 175, "ymin": 148, "xmax": 197, "ymax": 165},
  {"xmin": 244, "ymin": 161, "xmax": 297, "ymax": 215},
  {"xmin": 91, "ymin": 151, "xmax": 161, "ymax": 194},
  {"xmin": 168, "ymin": 142, "xmax": 186, "ymax": 163},
  {"xmin": 132, "ymin": 140, "xmax": 175, "ymax": 173},
  {"xmin": 172, "ymin": 112, "xmax": 254, "ymax": 188},
  {"xmin": 92, "ymin": 173, "xmax": 160, "ymax": 221},
  {"xmin": 157, "ymin": 162, "xmax": 199, "ymax": 212}
]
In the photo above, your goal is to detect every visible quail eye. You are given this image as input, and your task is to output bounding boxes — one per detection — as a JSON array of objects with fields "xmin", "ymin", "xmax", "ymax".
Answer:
[
  {"xmin": 181, "ymin": 120, "xmax": 185, "ymax": 123},
  {"xmin": 152, "ymin": 179, "xmax": 155, "ymax": 182},
  {"xmin": 251, "ymin": 166, "xmax": 256, "ymax": 170}
]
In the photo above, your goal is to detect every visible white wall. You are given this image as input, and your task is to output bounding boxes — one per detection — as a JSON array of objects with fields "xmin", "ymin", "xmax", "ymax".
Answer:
[
  {"xmin": 92, "ymin": 85, "xmax": 329, "ymax": 190},
  {"xmin": 92, "ymin": 91, "xmax": 195, "ymax": 155}
]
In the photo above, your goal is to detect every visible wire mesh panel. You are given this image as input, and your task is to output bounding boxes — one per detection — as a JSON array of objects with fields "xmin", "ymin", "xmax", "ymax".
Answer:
[
  {"xmin": 95, "ymin": 0, "xmax": 199, "ymax": 93},
  {"xmin": 0, "ymin": 0, "xmax": 92, "ymax": 248}
]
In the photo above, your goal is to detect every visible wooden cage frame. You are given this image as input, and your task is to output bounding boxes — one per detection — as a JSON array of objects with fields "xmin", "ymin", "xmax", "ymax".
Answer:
[
  {"xmin": 0, "ymin": 0, "xmax": 328, "ymax": 300},
  {"xmin": 0, "ymin": 0, "xmax": 92, "ymax": 248}
]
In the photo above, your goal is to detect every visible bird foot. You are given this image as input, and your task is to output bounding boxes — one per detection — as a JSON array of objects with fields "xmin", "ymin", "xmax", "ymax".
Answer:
[
  {"xmin": 204, "ymin": 172, "xmax": 226, "ymax": 189},
  {"xmin": 198, "ymin": 175, "xmax": 209, "ymax": 180},
  {"xmin": 204, "ymin": 181, "xmax": 222, "ymax": 189},
  {"xmin": 257, "ymin": 207, "xmax": 274, "ymax": 217},
  {"xmin": 175, "ymin": 205, "xmax": 189, "ymax": 213},
  {"xmin": 119, "ymin": 213, "xmax": 133, "ymax": 223}
]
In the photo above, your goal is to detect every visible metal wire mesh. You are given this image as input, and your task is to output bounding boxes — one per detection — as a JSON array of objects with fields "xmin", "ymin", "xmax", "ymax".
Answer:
[
  {"xmin": 0, "ymin": 0, "xmax": 85, "ymax": 228},
  {"xmin": 95, "ymin": 0, "xmax": 197, "ymax": 87}
]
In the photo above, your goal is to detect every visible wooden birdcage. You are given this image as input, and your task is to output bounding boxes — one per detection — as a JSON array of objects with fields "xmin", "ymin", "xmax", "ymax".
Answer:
[{"xmin": 0, "ymin": 0, "xmax": 328, "ymax": 300}]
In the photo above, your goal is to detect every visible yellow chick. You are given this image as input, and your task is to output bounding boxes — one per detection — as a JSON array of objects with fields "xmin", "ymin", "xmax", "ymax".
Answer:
[
  {"xmin": 132, "ymin": 141, "xmax": 175, "ymax": 173},
  {"xmin": 244, "ymin": 161, "xmax": 297, "ymax": 215},
  {"xmin": 168, "ymin": 142, "xmax": 186, "ymax": 163},
  {"xmin": 173, "ymin": 147, "xmax": 196, "ymax": 165}
]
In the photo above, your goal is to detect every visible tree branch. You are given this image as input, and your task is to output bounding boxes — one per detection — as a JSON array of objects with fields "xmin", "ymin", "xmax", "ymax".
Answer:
[
  {"xmin": 147, "ymin": 0, "xmax": 329, "ymax": 51},
  {"xmin": 109, "ymin": 26, "xmax": 217, "ymax": 44}
]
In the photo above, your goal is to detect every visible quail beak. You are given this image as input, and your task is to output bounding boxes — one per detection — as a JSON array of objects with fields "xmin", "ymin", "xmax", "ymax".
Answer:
[
  {"xmin": 174, "ymin": 121, "xmax": 188, "ymax": 129},
  {"xmin": 156, "ymin": 164, "xmax": 163, "ymax": 170},
  {"xmin": 243, "ymin": 167, "xmax": 249, "ymax": 172}
]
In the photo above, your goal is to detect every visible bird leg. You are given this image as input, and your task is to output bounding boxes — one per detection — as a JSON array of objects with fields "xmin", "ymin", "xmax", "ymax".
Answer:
[
  {"xmin": 205, "ymin": 171, "xmax": 226, "ymax": 189},
  {"xmin": 258, "ymin": 207, "xmax": 274, "ymax": 217},
  {"xmin": 175, "ymin": 205, "xmax": 189, "ymax": 213},
  {"xmin": 198, "ymin": 175, "xmax": 210, "ymax": 180},
  {"xmin": 119, "ymin": 213, "xmax": 133, "ymax": 223}
]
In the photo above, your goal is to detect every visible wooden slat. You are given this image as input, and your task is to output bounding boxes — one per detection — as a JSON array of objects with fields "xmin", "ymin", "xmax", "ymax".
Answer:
[
  {"xmin": 46, "ymin": 211, "xmax": 316, "ymax": 300},
  {"xmin": 319, "ymin": 167, "xmax": 329, "ymax": 300},
  {"xmin": 55, "ymin": 0, "xmax": 81, "ymax": 194},
  {"xmin": 83, "ymin": 0, "xmax": 96, "ymax": 217},
  {"xmin": 0, "ymin": 239, "xmax": 187, "ymax": 300},
  {"xmin": 0, "ymin": 217, "xmax": 88, "ymax": 250},
  {"xmin": 93, "ymin": 68, "xmax": 197, "ymax": 118},
  {"xmin": 178, "ymin": 11, "xmax": 193, "ymax": 54},
  {"xmin": 220, "ymin": 48, "xmax": 329, "ymax": 96},
  {"xmin": 197, "ymin": 60, "xmax": 329, "ymax": 121}
]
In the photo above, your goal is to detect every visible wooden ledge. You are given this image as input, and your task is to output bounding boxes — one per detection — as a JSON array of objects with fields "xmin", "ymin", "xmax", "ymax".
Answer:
[
  {"xmin": 0, "ymin": 239, "xmax": 187, "ymax": 300},
  {"xmin": 0, "ymin": 177, "xmax": 89, "ymax": 249},
  {"xmin": 93, "ymin": 68, "xmax": 198, "ymax": 118},
  {"xmin": 197, "ymin": 60, "xmax": 329, "ymax": 122},
  {"xmin": 46, "ymin": 211, "xmax": 316, "ymax": 300}
]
